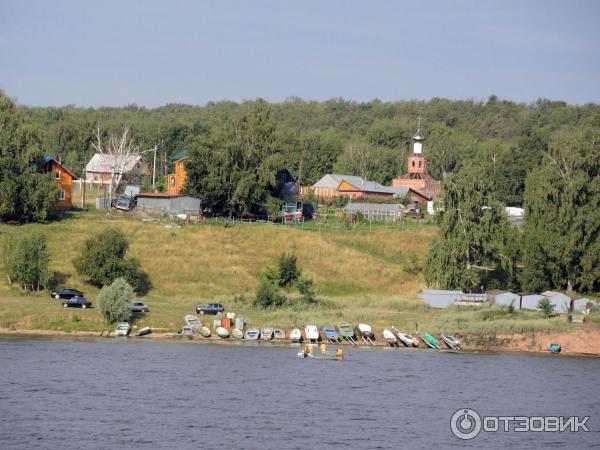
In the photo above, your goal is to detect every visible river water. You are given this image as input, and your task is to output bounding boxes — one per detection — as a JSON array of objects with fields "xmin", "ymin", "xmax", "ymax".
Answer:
[{"xmin": 0, "ymin": 337, "xmax": 598, "ymax": 449}]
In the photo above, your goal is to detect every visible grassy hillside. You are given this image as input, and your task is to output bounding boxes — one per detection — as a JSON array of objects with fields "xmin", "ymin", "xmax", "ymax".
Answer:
[{"xmin": 0, "ymin": 211, "xmax": 585, "ymax": 338}]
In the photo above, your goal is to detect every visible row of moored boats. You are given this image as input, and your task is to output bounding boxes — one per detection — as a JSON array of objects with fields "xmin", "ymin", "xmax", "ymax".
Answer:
[{"xmin": 177, "ymin": 315, "xmax": 461, "ymax": 350}]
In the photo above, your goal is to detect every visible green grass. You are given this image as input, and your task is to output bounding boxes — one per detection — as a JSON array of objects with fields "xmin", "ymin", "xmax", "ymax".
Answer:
[{"xmin": 0, "ymin": 210, "xmax": 593, "ymax": 338}]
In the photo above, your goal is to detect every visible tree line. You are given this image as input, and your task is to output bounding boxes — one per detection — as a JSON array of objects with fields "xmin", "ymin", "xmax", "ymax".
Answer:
[{"xmin": 1, "ymin": 89, "xmax": 599, "ymax": 294}]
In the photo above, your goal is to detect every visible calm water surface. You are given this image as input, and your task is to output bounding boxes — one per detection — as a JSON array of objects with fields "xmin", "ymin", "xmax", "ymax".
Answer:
[{"xmin": 0, "ymin": 337, "xmax": 598, "ymax": 449}]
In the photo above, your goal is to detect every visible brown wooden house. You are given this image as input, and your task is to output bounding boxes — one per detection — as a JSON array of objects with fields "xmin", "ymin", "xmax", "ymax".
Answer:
[
  {"xmin": 42, "ymin": 156, "xmax": 78, "ymax": 210},
  {"xmin": 166, "ymin": 149, "xmax": 188, "ymax": 194}
]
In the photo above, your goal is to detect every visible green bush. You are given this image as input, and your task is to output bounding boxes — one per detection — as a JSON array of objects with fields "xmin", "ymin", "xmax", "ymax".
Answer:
[
  {"xmin": 98, "ymin": 278, "xmax": 135, "ymax": 324},
  {"xmin": 276, "ymin": 253, "xmax": 299, "ymax": 287},
  {"xmin": 295, "ymin": 275, "xmax": 316, "ymax": 304},
  {"xmin": 253, "ymin": 279, "xmax": 286, "ymax": 308},
  {"xmin": 73, "ymin": 229, "xmax": 150, "ymax": 293},
  {"xmin": 537, "ymin": 298, "xmax": 555, "ymax": 318}
]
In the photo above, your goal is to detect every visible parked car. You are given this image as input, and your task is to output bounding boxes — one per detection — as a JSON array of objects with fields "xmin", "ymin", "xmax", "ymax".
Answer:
[
  {"xmin": 115, "ymin": 322, "xmax": 131, "ymax": 336},
  {"xmin": 195, "ymin": 303, "xmax": 224, "ymax": 315},
  {"xmin": 130, "ymin": 302, "xmax": 150, "ymax": 313},
  {"xmin": 51, "ymin": 288, "xmax": 84, "ymax": 300},
  {"xmin": 116, "ymin": 195, "xmax": 134, "ymax": 211},
  {"xmin": 62, "ymin": 296, "xmax": 92, "ymax": 308}
]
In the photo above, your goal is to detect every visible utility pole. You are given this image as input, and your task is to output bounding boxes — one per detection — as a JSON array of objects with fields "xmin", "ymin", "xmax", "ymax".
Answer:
[{"xmin": 152, "ymin": 144, "xmax": 157, "ymax": 190}]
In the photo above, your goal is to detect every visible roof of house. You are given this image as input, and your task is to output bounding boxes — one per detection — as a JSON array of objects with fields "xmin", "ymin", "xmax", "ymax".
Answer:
[
  {"xmin": 170, "ymin": 149, "xmax": 189, "ymax": 162},
  {"xmin": 312, "ymin": 174, "xmax": 429, "ymax": 198},
  {"xmin": 42, "ymin": 156, "xmax": 79, "ymax": 179},
  {"xmin": 85, "ymin": 153, "xmax": 147, "ymax": 174}
]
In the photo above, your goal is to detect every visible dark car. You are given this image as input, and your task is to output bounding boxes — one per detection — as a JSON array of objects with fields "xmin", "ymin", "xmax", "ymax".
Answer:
[
  {"xmin": 62, "ymin": 296, "xmax": 92, "ymax": 309},
  {"xmin": 130, "ymin": 302, "xmax": 150, "ymax": 313},
  {"xmin": 51, "ymin": 288, "xmax": 84, "ymax": 300},
  {"xmin": 195, "ymin": 303, "xmax": 224, "ymax": 315}
]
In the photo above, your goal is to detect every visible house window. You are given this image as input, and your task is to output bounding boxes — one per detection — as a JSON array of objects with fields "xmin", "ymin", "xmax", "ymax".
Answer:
[
  {"xmin": 171, "ymin": 177, "xmax": 175, "ymax": 187},
  {"xmin": 55, "ymin": 171, "xmax": 60, "ymax": 180},
  {"xmin": 58, "ymin": 190, "xmax": 66, "ymax": 201}
]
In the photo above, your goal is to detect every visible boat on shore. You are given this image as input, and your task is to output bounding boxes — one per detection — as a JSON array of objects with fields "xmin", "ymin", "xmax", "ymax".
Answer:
[
  {"xmin": 304, "ymin": 325, "xmax": 320, "ymax": 343},
  {"xmin": 135, "ymin": 326, "xmax": 152, "ymax": 337},
  {"xmin": 231, "ymin": 328, "xmax": 244, "ymax": 340},
  {"xmin": 549, "ymin": 343, "xmax": 561, "ymax": 353},
  {"xmin": 391, "ymin": 327, "xmax": 418, "ymax": 347},
  {"xmin": 323, "ymin": 325, "xmax": 341, "ymax": 343},
  {"xmin": 176, "ymin": 325, "xmax": 194, "ymax": 339},
  {"xmin": 382, "ymin": 329, "xmax": 398, "ymax": 346},
  {"xmin": 216, "ymin": 326, "xmax": 229, "ymax": 338},
  {"xmin": 290, "ymin": 328, "xmax": 303, "ymax": 343},
  {"xmin": 261, "ymin": 327, "xmax": 274, "ymax": 340},
  {"xmin": 441, "ymin": 334, "xmax": 461, "ymax": 350},
  {"xmin": 420, "ymin": 332, "xmax": 441, "ymax": 349},
  {"xmin": 338, "ymin": 323, "xmax": 357, "ymax": 344},
  {"xmin": 184, "ymin": 315, "xmax": 202, "ymax": 330},
  {"xmin": 245, "ymin": 328, "xmax": 260, "ymax": 340},
  {"xmin": 273, "ymin": 328, "xmax": 286, "ymax": 340},
  {"xmin": 199, "ymin": 326, "xmax": 211, "ymax": 338},
  {"xmin": 115, "ymin": 322, "xmax": 131, "ymax": 337}
]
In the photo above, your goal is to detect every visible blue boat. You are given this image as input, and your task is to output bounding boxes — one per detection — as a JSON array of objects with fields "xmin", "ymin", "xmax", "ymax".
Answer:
[
  {"xmin": 548, "ymin": 343, "xmax": 561, "ymax": 353},
  {"xmin": 322, "ymin": 325, "xmax": 341, "ymax": 342}
]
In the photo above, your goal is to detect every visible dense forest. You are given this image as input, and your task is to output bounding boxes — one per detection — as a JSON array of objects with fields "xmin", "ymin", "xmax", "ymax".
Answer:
[
  {"xmin": 1, "ymin": 90, "xmax": 599, "ymax": 294},
  {"xmin": 8, "ymin": 91, "xmax": 600, "ymax": 207}
]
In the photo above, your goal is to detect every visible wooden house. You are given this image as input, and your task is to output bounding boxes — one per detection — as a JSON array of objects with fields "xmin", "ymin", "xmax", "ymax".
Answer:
[
  {"xmin": 302, "ymin": 174, "xmax": 431, "ymax": 204},
  {"xmin": 166, "ymin": 149, "xmax": 188, "ymax": 194},
  {"xmin": 41, "ymin": 156, "xmax": 78, "ymax": 210},
  {"xmin": 85, "ymin": 153, "xmax": 150, "ymax": 182}
]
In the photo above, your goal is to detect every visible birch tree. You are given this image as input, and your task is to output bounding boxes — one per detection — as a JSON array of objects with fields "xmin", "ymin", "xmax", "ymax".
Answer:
[{"xmin": 92, "ymin": 126, "xmax": 141, "ymax": 208}]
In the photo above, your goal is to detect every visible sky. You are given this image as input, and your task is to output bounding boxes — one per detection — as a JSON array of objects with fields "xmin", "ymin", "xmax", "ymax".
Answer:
[{"xmin": 1, "ymin": 0, "xmax": 599, "ymax": 107}]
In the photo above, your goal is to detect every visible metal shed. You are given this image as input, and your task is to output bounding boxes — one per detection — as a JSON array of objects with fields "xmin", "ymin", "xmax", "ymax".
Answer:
[
  {"xmin": 136, "ymin": 193, "xmax": 202, "ymax": 216},
  {"xmin": 419, "ymin": 289, "xmax": 464, "ymax": 308},
  {"xmin": 541, "ymin": 291, "xmax": 572, "ymax": 313},
  {"xmin": 518, "ymin": 293, "xmax": 545, "ymax": 310},
  {"xmin": 343, "ymin": 203, "xmax": 404, "ymax": 222},
  {"xmin": 486, "ymin": 289, "xmax": 520, "ymax": 307}
]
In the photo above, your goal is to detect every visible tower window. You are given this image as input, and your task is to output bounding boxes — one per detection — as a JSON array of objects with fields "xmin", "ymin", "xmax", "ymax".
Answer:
[
  {"xmin": 418, "ymin": 161, "xmax": 422, "ymax": 168},
  {"xmin": 412, "ymin": 161, "xmax": 415, "ymax": 167}
]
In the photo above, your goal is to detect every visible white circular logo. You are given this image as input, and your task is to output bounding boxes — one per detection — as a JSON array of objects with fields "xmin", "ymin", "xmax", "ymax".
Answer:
[{"xmin": 451, "ymin": 408, "xmax": 482, "ymax": 440}]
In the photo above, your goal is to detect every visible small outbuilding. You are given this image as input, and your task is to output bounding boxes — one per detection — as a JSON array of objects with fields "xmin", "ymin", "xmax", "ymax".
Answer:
[
  {"xmin": 419, "ymin": 289, "xmax": 464, "ymax": 308},
  {"xmin": 517, "ymin": 292, "xmax": 545, "ymax": 310},
  {"xmin": 135, "ymin": 193, "xmax": 202, "ymax": 216},
  {"xmin": 485, "ymin": 289, "xmax": 520, "ymax": 307},
  {"xmin": 541, "ymin": 291, "xmax": 572, "ymax": 313}
]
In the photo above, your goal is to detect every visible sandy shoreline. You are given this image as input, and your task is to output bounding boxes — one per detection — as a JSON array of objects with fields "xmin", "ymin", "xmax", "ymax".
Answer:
[{"xmin": 1, "ymin": 326, "xmax": 598, "ymax": 356}]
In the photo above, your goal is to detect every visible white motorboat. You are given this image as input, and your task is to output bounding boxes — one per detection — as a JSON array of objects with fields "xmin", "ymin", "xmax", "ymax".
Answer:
[
  {"xmin": 304, "ymin": 325, "xmax": 320, "ymax": 342},
  {"xmin": 184, "ymin": 314, "xmax": 202, "ymax": 329},
  {"xmin": 382, "ymin": 329, "xmax": 398, "ymax": 346},
  {"xmin": 357, "ymin": 323, "xmax": 374, "ymax": 338},
  {"xmin": 290, "ymin": 328, "xmax": 303, "ymax": 343},
  {"xmin": 216, "ymin": 326, "xmax": 229, "ymax": 338}
]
